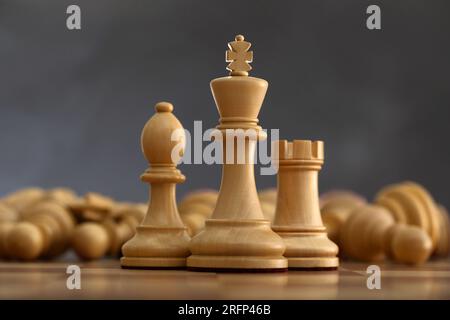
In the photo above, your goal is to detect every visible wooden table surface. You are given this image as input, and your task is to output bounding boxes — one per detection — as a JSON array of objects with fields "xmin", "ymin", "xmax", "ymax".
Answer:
[{"xmin": 1, "ymin": 258, "xmax": 449, "ymax": 299}]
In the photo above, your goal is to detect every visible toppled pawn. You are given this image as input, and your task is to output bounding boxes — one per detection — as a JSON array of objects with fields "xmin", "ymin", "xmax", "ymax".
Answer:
[
  {"xmin": 69, "ymin": 192, "xmax": 116, "ymax": 222},
  {"xmin": 5, "ymin": 201, "xmax": 75, "ymax": 260},
  {"xmin": 121, "ymin": 102, "xmax": 191, "ymax": 268},
  {"xmin": 435, "ymin": 205, "xmax": 450, "ymax": 257},
  {"xmin": 375, "ymin": 181, "xmax": 441, "ymax": 255},
  {"xmin": 320, "ymin": 190, "xmax": 367, "ymax": 245},
  {"xmin": 71, "ymin": 205, "xmax": 145, "ymax": 260},
  {"xmin": 1, "ymin": 187, "xmax": 46, "ymax": 213},
  {"xmin": 0, "ymin": 205, "xmax": 16, "ymax": 258},
  {"xmin": 340, "ymin": 204, "xmax": 432, "ymax": 264}
]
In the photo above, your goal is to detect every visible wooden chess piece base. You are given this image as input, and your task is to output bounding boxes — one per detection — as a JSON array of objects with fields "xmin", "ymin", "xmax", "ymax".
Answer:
[
  {"xmin": 121, "ymin": 225, "xmax": 191, "ymax": 268},
  {"xmin": 272, "ymin": 140, "xmax": 339, "ymax": 270},
  {"xmin": 188, "ymin": 219, "xmax": 287, "ymax": 272},
  {"xmin": 274, "ymin": 227, "xmax": 339, "ymax": 269}
]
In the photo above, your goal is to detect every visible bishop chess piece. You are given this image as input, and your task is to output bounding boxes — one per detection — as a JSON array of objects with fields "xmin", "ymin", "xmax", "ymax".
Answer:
[
  {"xmin": 272, "ymin": 140, "xmax": 339, "ymax": 269},
  {"xmin": 121, "ymin": 102, "xmax": 190, "ymax": 268},
  {"xmin": 187, "ymin": 35, "xmax": 287, "ymax": 271}
]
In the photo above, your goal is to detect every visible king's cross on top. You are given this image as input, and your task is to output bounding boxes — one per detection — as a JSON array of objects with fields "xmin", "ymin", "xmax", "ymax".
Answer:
[{"xmin": 226, "ymin": 35, "xmax": 253, "ymax": 74}]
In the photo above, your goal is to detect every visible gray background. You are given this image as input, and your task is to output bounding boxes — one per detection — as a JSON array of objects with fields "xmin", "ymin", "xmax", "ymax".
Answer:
[{"xmin": 0, "ymin": 0, "xmax": 449, "ymax": 207}]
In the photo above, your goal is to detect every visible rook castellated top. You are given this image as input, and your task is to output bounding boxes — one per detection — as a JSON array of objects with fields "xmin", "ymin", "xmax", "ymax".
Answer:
[
  {"xmin": 272, "ymin": 140, "xmax": 324, "ymax": 171},
  {"xmin": 275, "ymin": 140, "xmax": 324, "ymax": 161}
]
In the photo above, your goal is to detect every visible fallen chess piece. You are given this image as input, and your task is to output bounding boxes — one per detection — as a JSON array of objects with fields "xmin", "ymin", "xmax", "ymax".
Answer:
[
  {"xmin": 0, "ymin": 202, "xmax": 19, "ymax": 224},
  {"xmin": 435, "ymin": 205, "xmax": 450, "ymax": 257},
  {"xmin": 0, "ymin": 222, "xmax": 14, "ymax": 259},
  {"xmin": 322, "ymin": 181, "xmax": 448, "ymax": 264},
  {"xmin": 1, "ymin": 187, "xmax": 46, "ymax": 214},
  {"xmin": 69, "ymin": 192, "xmax": 116, "ymax": 222},
  {"xmin": 320, "ymin": 190, "xmax": 367, "ymax": 245},
  {"xmin": 340, "ymin": 204, "xmax": 432, "ymax": 264},
  {"xmin": 71, "ymin": 204, "xmax": 144, "ymax": 260},
  {"xmin": 37, "ymin": 187, "xmax": 79, "ymax": 208},
  {"xmin": 0, "ymin": 186, "xmax": 148, "ymax": 262},
  {"xmin": 0, "ymin": 201, "xmax": 17, "ymax": 258},
  {"xmin": 375, "ymin": 181, "xmax": 445, "ymax": 257},
  {"xmin": 4, "ymin": 200, "xmax": 75, "ymax": 260}
]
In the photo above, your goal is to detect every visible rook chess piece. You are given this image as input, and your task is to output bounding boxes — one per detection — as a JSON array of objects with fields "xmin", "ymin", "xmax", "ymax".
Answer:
[
  {"xmin": 121, "ymin": 102, "xmax": 191, "ymax": 268},
  {"xmin": 272, "ymin": 140, "xmax": 339, "ymax": 269}
]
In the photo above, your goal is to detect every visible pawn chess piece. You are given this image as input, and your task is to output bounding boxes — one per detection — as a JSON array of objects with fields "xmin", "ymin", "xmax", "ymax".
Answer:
[
  {"xmin": 72, "ymin": 213, "xmax": 141, "ymax": 261},
  {"xmin": 43, "ymin": 188, "xmax": 79, "ymax": 207},
  {"xmin": 0, "ymin": 202, "xmax": 19, "ymax": 223},
  {"xmin": 2, "ymin": 187, "xmax": 45, "ymax": 213},
  {"xmin": 0, "ymin": 222, "xmax": 14, "ymax": 258},
  {"xmin": 178, "ymin": 190, "xmax": 218, "ymax": 210},
  {"xmin": 375, "ymin": 181, "xmax": 442, "ymax": 254},
  {"xmin": 320, "ymin": 190, "xmax": 366, "ymax": 211},
  {"xmin": 69, "ymin": 192, "xmax": 116, "ymax": 222},
  {"xmin": 435, "ymin": 205, "xmax": 450, "ymax": 257},
  {"xmin": 320, "ymin": 190, "xmax": 367, "ymax": 245},
  {"xmin": 5, "ymin": 201, "xmax": 75, "ymax": 260},
  {"xmin": 0, "ymin": 202, "xmax": 19, "ymax": 259},
  {"xmin": 187, "ymin": 35, "xmax": 287, "ymax": 271},
  {"xmin": 272, "ymin": 140, "xmax": 339, "ymax": 269},
  {"xmin": 121, "ymin": 102, "xmax": 190, "ymax": 268},
  {"xmin": 340, "ymin": 204, "xmax": 433, "ymax": 264},
  {"xmin": 72, "ymin": 204, "xmax": 144, "ymax": 260},
  {"xmin": 72, "ymin": 222, "xmax": 110, "ymax": 260}
]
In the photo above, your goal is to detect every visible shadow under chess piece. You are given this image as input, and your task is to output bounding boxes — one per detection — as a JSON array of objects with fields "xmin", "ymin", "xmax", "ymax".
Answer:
[
  {"xmin": 121, "ymin": 102, "xmax": 190, "ymax": 268},
  {"xmin": 272, "ymin": 140, "xmax": 339, "ymax": 270},
  {"xmin": 187, "ymin": 35, "xmax": 287, "ymax": 272}
]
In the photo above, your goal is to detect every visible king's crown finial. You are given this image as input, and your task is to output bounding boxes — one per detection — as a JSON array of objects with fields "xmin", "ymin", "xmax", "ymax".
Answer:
[{"xmin": 225, "ymin": 34, "xmax": 253, "ymax": 76}]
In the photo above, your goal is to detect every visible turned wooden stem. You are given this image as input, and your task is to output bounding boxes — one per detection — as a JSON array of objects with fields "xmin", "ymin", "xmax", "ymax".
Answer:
[
  {"xmin": 274, "ymin": 169, "xmax": 323, "ymax": 227},
  {"xmin": 213, "ymin": 138, "xmax": 264, "ymax": 220},
  {"xmin": 143, "ymin": 182, "xmax": 184, "ymax": 227}
]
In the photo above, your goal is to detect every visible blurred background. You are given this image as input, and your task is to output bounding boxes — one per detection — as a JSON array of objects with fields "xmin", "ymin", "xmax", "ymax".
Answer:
[{"xmin": 0, "ymin": 0, "xmax": 449, "ymax": 206}]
